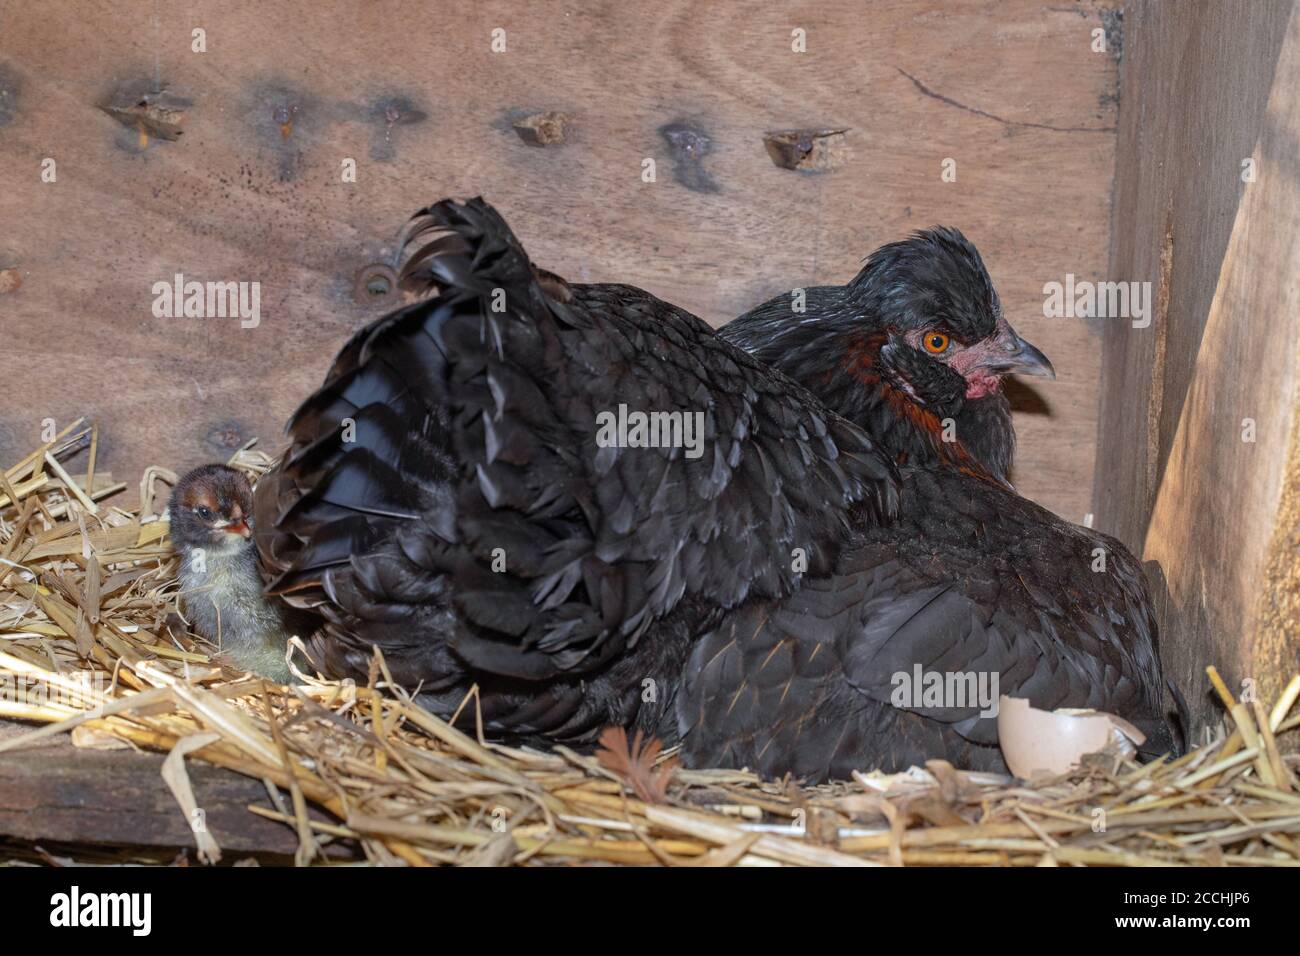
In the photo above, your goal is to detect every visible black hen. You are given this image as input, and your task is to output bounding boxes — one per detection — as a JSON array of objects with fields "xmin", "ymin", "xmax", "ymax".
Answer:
[
  {"xmin": 691, "ymin": 228, "xmax": 1187, "ymax": 778},
  {"xmin": 253, "ymin": 198, "xmax": 899, "ymax": 747},
  {"xmin": 721, "ymin": 228, "xmax": 1053, "ymax": 484}
]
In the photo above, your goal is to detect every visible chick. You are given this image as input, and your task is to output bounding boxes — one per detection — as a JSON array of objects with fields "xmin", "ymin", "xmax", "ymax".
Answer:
[{"xmin": 169, "ymin": 464, "xmax": 296, "ymax": 682}]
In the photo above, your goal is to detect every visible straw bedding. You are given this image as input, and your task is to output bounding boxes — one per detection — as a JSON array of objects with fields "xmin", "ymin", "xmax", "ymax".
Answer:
[{"xmin": 2, "ymin": 421, "xmax": 1298, "ymax": 867}]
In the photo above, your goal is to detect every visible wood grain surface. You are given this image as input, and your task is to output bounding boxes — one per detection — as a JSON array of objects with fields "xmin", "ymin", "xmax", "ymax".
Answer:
[
  {"xmin": 1097, "ymin": 0, "xmax": 1299, "ymax": 731},
  {"xmin": 0, "ymin": 0, "xmax": 1121, "ymax": 521},
  {"xmin": 0, "ymin": 720, "xmax": 327, "ymax": 858}
]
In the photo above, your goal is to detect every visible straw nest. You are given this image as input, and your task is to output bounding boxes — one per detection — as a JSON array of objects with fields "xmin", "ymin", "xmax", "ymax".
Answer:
[{"xmin": 1, "ymin": 420, "xmax": 1298, "ymax": 867}]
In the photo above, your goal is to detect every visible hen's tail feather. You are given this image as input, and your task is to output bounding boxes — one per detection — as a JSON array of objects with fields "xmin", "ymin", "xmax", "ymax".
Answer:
[
  {"xmin": 255, "ymin": 198, "xmax": 596, "ymax": 663},
  {"xmin": 255, "ymin": 307, "xmax": 461, "ymax": 612},
  {"xmin": 397, "ymin": 199, "xmax": 544, "ymax": 303}
]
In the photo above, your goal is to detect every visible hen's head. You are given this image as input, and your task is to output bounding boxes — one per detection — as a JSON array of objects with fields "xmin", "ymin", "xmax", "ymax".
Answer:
[
  {"xmin": 847, "ymin": 227, "xmax": 1054, "ymax": 410},
  {"xmin": 169, "ymin": 465, "xmax": 254, "ymax": 556}
]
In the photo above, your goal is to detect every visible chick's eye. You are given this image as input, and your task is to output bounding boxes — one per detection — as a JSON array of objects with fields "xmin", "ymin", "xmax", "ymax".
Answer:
[
  {"xmin": 923, "ymin": 332, "xmax": 951, "ymax": 354},
  {"xmin": 194, "ymin": 506, "xmax": 215, "ymax": 521}
]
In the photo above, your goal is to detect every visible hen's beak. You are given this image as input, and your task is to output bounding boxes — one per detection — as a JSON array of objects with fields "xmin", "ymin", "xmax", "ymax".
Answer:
[{"xmin": 978, "ymin": 321, "xmax": 1056, "ymax": 380}]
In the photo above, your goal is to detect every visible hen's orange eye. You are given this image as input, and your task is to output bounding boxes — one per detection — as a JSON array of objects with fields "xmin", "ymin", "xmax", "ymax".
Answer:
[{"xmin": 923, "ymin": 332, "xmax": 950, "ymax": 354}]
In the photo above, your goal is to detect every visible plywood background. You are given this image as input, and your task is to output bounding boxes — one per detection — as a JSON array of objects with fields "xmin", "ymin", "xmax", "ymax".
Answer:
[
  {"xmin": 1095, "ymin": 0, "xmax": 1299, "ymax": 733},
  {"xmin": 0, "ymin": 0, "xmax": 1120, "ymax": 519}
]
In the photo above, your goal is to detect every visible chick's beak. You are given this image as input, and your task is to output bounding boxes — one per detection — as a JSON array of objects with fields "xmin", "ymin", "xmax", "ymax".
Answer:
[
  {"xmin": 978, "ymin": 320, "xmax": 1056, "ymax": 380},
  {"xmin": 224, "ymin": 520, "xmax": 252, "ymax": 539}
]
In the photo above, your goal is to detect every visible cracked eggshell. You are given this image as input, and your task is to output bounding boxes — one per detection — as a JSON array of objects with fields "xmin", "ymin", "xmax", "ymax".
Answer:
[{"xmin": 997, "ymin": 695, "xmax": 1147, "ymax": 779}]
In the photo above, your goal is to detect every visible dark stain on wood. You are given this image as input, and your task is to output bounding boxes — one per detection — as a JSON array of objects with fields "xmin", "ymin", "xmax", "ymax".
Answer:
[
  {"xmin": 204, "ymin": 419, "xmax": 251, "ymax": 453},
  {"xmin": 365, "ymin": 93, "xmax": 429, "ymax": 162},
  {"xmin": 1100, "ymin": 8, "xmax": 1124, "ymax": 61},
  {"xmin": 659, "ymin": 121, "xmax": 719, "ymax": 193},
  {"xmin": 0, "ymin": 62, "xmax": 20, "ymax": 127},
  {"xmin": 247, "ymin": 81, "xmax": 319, "ymax": 181}
]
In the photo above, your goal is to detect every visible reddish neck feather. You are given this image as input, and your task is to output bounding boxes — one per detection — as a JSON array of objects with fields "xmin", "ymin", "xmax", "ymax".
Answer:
[{"xmin": 842, "ymin": 333, "xmax": 1007, "ymax": 488}]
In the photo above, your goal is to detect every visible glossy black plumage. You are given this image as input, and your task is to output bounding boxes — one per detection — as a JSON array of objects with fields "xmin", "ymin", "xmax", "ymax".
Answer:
[
  {"xmin": 254, "ymin": 198, "xmax": 899, "ymax": 748},
  {"xmin": 703, "ymin": 228, "xmax": 1185, "ymax": 777},
  {"xmin": 678, "ymin": 467, "xmax": 1176, "ymax": 777},
  {"xmin": 255, "ymin": 208, "xmax": 1181, "ymax": 782},
  {"xmin": 720, "ymin": 228, "xmax": 1025, "ymax": 482}
]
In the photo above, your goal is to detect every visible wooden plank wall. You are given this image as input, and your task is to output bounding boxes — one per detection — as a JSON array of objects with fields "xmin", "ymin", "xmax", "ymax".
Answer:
[
  {"xmin": 1096, "ymin": 0, "xmax": 1299, "ymax": 733},
  {"xmin": 0, "ymin": 0, "xmax": 1120, "ymax": 519},
  {"xmin": 0, "ymin": 721, "xmax": 336, "ymax": 859}
]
